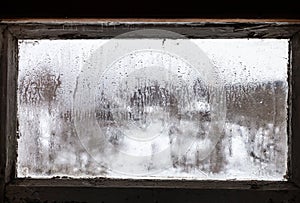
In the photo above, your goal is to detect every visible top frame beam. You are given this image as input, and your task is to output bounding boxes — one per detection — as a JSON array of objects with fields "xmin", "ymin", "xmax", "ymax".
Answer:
[{"xmin": 1, "ymin": 19, "xmax": 300, "ymax": 39}]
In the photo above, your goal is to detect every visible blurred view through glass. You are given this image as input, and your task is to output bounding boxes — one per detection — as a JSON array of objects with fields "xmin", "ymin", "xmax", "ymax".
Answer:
[{"xmin": 17, "ymin": 38, "xmax": 288, "ymax": 180}]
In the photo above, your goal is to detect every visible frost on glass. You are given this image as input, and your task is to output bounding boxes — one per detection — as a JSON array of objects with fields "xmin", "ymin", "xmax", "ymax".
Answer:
[{"xmin": 17, "ymin": 38, "xmax": 288, "ymax": 180}]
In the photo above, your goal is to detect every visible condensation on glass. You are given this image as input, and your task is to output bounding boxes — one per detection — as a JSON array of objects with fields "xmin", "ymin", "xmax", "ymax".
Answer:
[{"xmin": 17, "ymin": 39, "xmax": 289, "ymax": 180}]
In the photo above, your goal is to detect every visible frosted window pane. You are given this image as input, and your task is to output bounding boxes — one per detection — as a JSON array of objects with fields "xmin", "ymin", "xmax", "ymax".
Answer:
[{"xmin": 17, "ymin": 39, "xmax": 288, "ymax": 180}]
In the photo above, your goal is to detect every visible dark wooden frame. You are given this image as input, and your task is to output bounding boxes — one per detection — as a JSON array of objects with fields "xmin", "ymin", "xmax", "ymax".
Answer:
[{"xmin": 1, "ymin": 19, "xmax": 300, "ymax": 203}]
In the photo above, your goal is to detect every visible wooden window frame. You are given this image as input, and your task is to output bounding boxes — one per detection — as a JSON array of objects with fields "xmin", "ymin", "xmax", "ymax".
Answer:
[{"xmin": 1, "ymin": 19, "xmax": 300, "ymax": 202}]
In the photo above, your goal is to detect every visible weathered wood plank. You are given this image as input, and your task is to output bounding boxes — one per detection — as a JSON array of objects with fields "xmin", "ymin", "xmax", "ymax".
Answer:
[
  {"xmin": 0, "ymin": 25, "xmax": 18, "ymax": 203},
  {"xmin": 5, "ymin": 182, "xmax": 300, "ymax": 203},
  {"xmin": 4, "ymin": 22, "xmax": 300, "ymax": 39},
  {"xmin": 6, "ymin": 179, "xmax": 300, "ymax": 190},
  {"xmin": 0, "ymin": 24, "xmax": 7, "ymax": 203},
  {"xmin": 291, "ymin": 32, "xmax": 300, "ymax": 187},
  {"xmin": 5, "ymin": 26, "xmax": 18, "ymax": 184}
]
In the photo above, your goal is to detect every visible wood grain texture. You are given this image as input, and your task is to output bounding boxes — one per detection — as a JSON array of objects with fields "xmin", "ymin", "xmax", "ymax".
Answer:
[
  {"xmin": 0, "ymin": 24, "xmax": 7, "ymax": 203},
  {"xmin": 5, "ymin": 181, "xmax": 300, "ymax": 203},
  {"xmin": 3, "ymin": 22, "xmax": 300, "ymax": 39},
  {"xmin": 6, "ymin": 178, "xmax": 300, "ymax": 190},
  {"xmin": 291, "ymin": 32, "xmax": 300, "ymax": 187},
  {"xmin": 0, "ymin": 25, "xmax": 18, "ymax": 203},
  {"xmin": 5, "ymin": 29, "xmax": 18, "ymax": 184}
]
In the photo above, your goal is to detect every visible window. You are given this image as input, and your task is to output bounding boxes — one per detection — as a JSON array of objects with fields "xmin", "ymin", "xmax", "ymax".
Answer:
[{"xmin": 1, "ymin": 19, "xmax": 300, "ymax": 202}]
